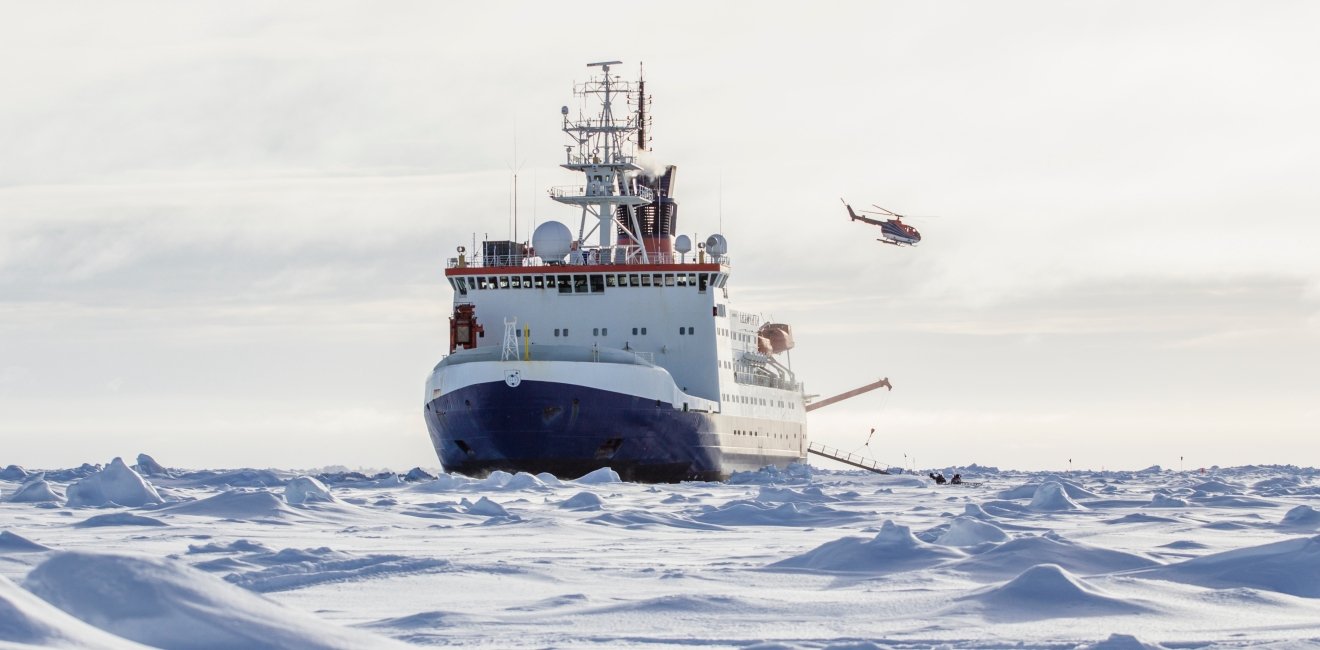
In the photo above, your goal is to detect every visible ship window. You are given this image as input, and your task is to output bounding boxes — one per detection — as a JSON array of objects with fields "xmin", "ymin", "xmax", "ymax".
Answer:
[
  {"xmin": 573, "ymin": 275, "xmax": 587, "ymax": 293},
  {"xmin": 590, "ymin": 275, "xmax": 604, "ymax": 293},
  {"xmin": 559, "ymin": 275, "xmax": 572, "ymax": 293},
  {"xmin": 533, "ymin": 276, "xmax": 544, "ymax": 289},
  {"xmin": 510, "ymin": 276, "xmax": 521, "ymax": 289},
  {"xmin": 640, "ymin": 274, "xmax": 652, "ymax": 287},
  {"xmin": 676, "ymin": 274, "xmax": 687, "ymax": 287},
  {"xmin": 554, "ymin": 328, "xmax": 560, "ymax": 336},
  {"xmin": 629, "ymin": 274, "xmax": 641, "ymax": 286},
  {"xmin": 641, "ymin": 327, "xmax": 647, "ymax": 335},
  {"xmin": 477, "ymin": 278, "xmax": 487, "ymax": 290},
  {"xmin": 632, "ymin": 327, "xmax": 638, "ymax": 335},
  {"xmin": 564, "ymin": 328, "xmax": 569, "ymax": 336},
  {"xmin": 500, "ymin": 276, "xmax": 511, "ymax": 289},
  {"xmin": 593, "ymin": 328, "xmax": 599, "ymax": 336},
  {"xmin": 699, "ymin": 274, "xmax": 709, "ymax": 292},
  {"xmin": 688, "ymin": 273, "xmax": 697, "ymax": 287},
  {"xmin": 523, "ymin": 275, "xmax": 532, "ymax": 287},
  {"xmin": 605, "ymin": 275, "xmax": 617, "ymax": 288},
  {"xmin": 678, "ymin": 327, "xmax": 683, "ymax": 335},
  {"xmin": 602, "ymin": 328, "xmax": 608, "ymax": 336}
]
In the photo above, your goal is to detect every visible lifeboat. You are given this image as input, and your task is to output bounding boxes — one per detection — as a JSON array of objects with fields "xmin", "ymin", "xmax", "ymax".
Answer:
[{"xmin": 757, "ymin": 323, "xmax": 795, "ymax": 355}]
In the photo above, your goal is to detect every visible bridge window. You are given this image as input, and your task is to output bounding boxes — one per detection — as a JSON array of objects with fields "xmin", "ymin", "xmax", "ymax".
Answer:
[
  {"xmin": 559, "ymin": 275, "xmax": 572, "ymax": 293},
  {"xmin": 606, "ymin": 275, "xmax": 617, "ymax": 288},
  {"xmin": 510, "ymin": 276, "xmax": 521, "ymax": 289},
  {"xmin": 590, "ymin": 275, "xmax": 605, "ymax": 293},
  {"xmin": 629, "ymin": 274, "xmax": 640, "ymax": 286},
  {"xmin": 498, "ymin": 276, "xmax": 509, "ymax": 289},
  {"xmin": 533, "ymin": 276, "xmax": 545, "ymax": 289},
  {"xmin": 640, "ymin": 275, "xmax": 652, "ymax": 287},
  {"xmin": 664, "ymin": 274, "xmax": 675, "ymax": 287}
]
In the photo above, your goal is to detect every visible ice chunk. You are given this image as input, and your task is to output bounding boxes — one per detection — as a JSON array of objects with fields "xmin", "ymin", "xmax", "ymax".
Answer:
[
  {"xmin": 575, "ymin": 467, "xmax": 622, "ymax": 484},
  {"xmin": 134, "ymin": 453, "xmax": 171, "ymax": 477},
  {"xmin": 4, "ymin": 478, "xmax": 63, "ymax": 503},
  {"xmin": 558, "ymin": 492, "xmax": 605, "ymax": 510},
  {"xmin": 66, "ymin": 457, "xmax": 163, "ymax": 507},
  {"xmin": 461, "ymin": 496, "xmax": 510, "ymax": 517},
  {"xmin": 1029, "ymin": 481, "xmax": 1086, "ymax": 512},
  {"xmin": 1282, "ymin": 504, "xmax": 1320, "ymax": 527},
  {"xmin": 934, "ymin": 516, "xmax": 1009, "ymax": 546},
  {"xmin": 284, "ymin": 476, "xmax": 335, "ymax": 504},
  {"xmin": 0, "ymin": 464, "xmax": 28, "ymax": 481}
]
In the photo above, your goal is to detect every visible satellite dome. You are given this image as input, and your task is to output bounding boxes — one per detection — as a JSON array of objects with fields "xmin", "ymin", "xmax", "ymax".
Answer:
[
  {"xmin": 674, "ymin": 234, "xmax": 692, "ymax": 254},
  {"xmin": 704, "ymin": 233, "xmax": 728, "ymax": 256},
  {"xmin": 533, "ymin": 221, "xmax": 573, "ymax": 261}
]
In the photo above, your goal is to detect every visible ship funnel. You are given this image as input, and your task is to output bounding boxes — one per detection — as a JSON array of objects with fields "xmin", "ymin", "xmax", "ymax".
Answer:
[{"xmin": 616, "ymin": 164, "xmax": 679, "ymax": 255}]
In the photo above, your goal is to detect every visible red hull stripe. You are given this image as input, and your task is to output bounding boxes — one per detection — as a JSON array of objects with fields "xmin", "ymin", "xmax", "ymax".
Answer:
[{"xmin": 446, "ymin": 263, "xmax": 722, "ymax": 277}]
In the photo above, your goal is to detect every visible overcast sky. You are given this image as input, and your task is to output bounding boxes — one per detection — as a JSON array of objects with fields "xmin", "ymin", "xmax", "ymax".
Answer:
[{"xmin": 2, "ymin": 1, "xmax": 1317, "ymax": 471}]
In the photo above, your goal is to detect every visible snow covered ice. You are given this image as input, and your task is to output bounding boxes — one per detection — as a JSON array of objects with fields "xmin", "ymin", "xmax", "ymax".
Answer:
[{"xmin": 4, "ymin": 462, "xmax": 1320, "ymax": 648}]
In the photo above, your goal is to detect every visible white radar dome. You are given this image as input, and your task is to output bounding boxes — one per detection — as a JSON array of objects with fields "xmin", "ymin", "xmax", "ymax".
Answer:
[
  {"xmin": 674, "ymin": 234, "xmax": 692, "ymax": 254},
  {"xmin": 533, "ymin": 221, "xmax": 573, "ymax": 261},
  {"xmin": 704, "ymin": 233, "xmax": 728, "ymax": 256}
]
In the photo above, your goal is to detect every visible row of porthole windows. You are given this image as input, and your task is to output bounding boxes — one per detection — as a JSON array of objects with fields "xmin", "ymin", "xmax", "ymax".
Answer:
[
  {"xmin": 722, "ymin": 393, "xmax": 797, "ymax": 409},
  {"xmin": 732, "ymin": 430, "xmax": 800, "ymax": 439},
  {"xmin": 546, "ymin": 326, "xmax": 696, "ymax": 337},
  {"xmin": 448, "ymin": 272, "xmax": 729, "ymax": 295}
]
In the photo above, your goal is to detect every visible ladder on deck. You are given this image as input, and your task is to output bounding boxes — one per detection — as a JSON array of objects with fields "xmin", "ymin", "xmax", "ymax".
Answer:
[{"xmin": 806, "ymin": 442, "xmax": 891, "ymax": 474}]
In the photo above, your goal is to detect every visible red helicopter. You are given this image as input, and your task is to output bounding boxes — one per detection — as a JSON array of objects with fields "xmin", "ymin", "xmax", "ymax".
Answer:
[{"xmin": 841, "ymin": 198, "xmax": 923, "ymax": 246}]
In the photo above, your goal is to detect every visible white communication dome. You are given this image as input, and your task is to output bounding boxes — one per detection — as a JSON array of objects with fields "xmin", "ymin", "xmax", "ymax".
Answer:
[
  {"xmin": 674, "ymin": 234, "xmax": 692, "ymax": 254},
  {"xmin": 533, "ymin": 221, "xmax": 573, "ymax": 261},
  {"xmin": 704, "ymin": 233, "xmax": 728, "ymax": 256}
]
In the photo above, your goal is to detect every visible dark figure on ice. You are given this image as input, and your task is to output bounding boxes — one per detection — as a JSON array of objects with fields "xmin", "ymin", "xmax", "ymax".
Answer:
[
  {"xmin": 950, "ymin": 474, "xmax": 963, "ymax": 484},
  {"xmin": 929, "ymin": 472, "xmax": 947, "ymax": 484}
]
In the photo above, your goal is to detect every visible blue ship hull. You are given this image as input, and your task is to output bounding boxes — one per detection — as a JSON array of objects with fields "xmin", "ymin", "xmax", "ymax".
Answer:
[{"xmin": 424, "ymin": 379, "xmax": 796, "ymax": 482}]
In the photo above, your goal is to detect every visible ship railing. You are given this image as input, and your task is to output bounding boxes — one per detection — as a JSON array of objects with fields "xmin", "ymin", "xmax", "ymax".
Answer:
[
  {"xmin": 733, "ymin": 371, "xmax": 801, "ymax": 392},
  {"xmin": 446, "ymin": 251, "xmax": 730, "ymax": 269},
  {"xmin": 547, "ymin": 185, "xmax": 587, "ymax": 199},
  {"xmin": 547, "ymin": 185, "xmax": 655, "ymax": 202}
]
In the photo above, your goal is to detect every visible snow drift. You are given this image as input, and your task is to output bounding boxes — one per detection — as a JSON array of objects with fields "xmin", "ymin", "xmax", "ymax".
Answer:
[
  {"xmin": 769, "ymin": 520, "xmax": 963, "ymax": 573},
  {"xmin": 23, "ymin": 551, "xmax": 412, "ymax": 649},
  {"xmin": 0, "ymin": 575, "xmax": 154, "ymax": 649}
]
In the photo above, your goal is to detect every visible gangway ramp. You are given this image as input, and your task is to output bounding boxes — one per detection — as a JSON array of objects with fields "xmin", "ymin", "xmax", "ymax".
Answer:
[{"xmin": 807, "ymin": 442, "xmax": 891, "ymax": 474}]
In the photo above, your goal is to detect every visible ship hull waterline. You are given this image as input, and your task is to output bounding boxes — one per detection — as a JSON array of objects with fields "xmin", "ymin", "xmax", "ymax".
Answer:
[{"xmin": 425, "ymin": 378, "xmax": 805, "ymax": 483}]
